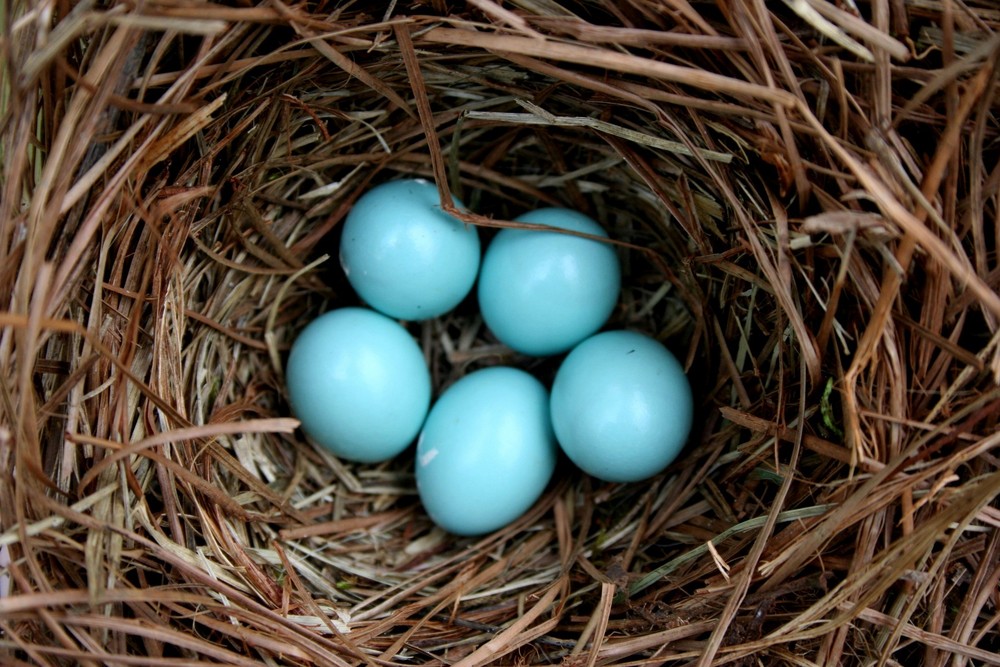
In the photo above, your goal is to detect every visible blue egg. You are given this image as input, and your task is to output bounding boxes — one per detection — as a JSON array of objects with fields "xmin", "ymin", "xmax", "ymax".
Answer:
[
  {"xmin": 550, "ymin": 331, "xmax": 693, "ymax": 482},
  {"xmin": 416, "ymin": 367, "xmax": 557, "ymax": 535},
  {"xmin": 340, "ymin": 179, "xmax": 481, "ymax": 320},
  {"xmin": 477, "ymin": 208, "xmax": 621, "ymax": 356},
  {"xmin": 285, "ymin": 307, "xmax": 431, "ymax": 463}
]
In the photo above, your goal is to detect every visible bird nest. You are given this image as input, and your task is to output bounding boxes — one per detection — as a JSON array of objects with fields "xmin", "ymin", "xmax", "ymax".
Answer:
[{"xmin": 2, "ymin": 1, "xmax": 999, "ymax": 665}]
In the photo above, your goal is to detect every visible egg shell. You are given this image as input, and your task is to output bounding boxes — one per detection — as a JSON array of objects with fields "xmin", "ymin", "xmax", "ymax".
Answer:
[
  {"xmin": 416, "ymin": 367, "xmax": 557, "ymax": 536},
  {"xmin": 285, "ymin": 307, "xmax": 431, "ymax": 463},
  {"xmin": 477, "ymin": 207, "xmax": 621, "ymax": 356},
  {"xmin": 340, "ymin": 179, "xmax": 481, "ymax": 321},
  {"xmin": 550, "ymin": 330, "xmax": 693, "ymax": 482}
]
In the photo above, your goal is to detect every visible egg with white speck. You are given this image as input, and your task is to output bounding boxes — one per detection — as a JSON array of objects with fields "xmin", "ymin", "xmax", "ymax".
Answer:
[{"xmin": 416, "ymin": 367, "xmax": 557, "ymax": 535}]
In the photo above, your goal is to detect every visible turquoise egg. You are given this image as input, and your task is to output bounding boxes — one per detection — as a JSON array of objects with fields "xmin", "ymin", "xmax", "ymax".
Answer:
[
  {"xmin": 550, "ymin": 330, "xmax": 693, "ymax": 482},
  {"xmin": 477, "ymin": 208, "xmax": 620, "ymax": 356},
  {"xmin": 340, "ymin": 179, "xmax": 480, "ymax": 321},
  {"xmin": 416, "ymin": 367, "xmax": 557, "ymax": 535},
  {"xmin": 285, "ymin": 307, "xmax": 431, "ymax": 463}
]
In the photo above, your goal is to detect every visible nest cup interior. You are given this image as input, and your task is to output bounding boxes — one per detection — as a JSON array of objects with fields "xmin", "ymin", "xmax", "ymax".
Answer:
[{"xmin": 3, "ymin": 2, "xmax": 1000, "ymax": 665}]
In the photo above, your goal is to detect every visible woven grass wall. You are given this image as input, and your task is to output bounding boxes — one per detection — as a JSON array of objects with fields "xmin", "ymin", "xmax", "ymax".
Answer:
[{"xmin": 1, "ymin": 1, "xmax": 999, "ymax": 665}]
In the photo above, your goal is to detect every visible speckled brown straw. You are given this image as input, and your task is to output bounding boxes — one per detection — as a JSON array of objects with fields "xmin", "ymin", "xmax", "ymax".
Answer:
[{"xmin": 1, "ymin": 1, "xmax": 999, "ymax": 665}]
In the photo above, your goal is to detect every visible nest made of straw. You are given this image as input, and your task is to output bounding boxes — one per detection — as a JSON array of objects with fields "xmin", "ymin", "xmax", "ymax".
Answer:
[{"xmin": 2, "ymin": 1, "xmax": 1000, "ymax": 665}]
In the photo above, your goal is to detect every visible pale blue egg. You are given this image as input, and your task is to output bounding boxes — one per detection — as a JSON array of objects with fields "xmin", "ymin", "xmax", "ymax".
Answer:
[
  {"xmin": 416, "ymin": 367, "xmax": 557, "ymax": 535},
  {"xmin": 340, "ymin": 179, "xmax": 480, "ymax": 320},
  {"xmin": 285, "ymin": 307, "xmax": 431, "ymax": 463},
  {"xmin": 477, "ymin": 208, "xmax": 621, "ymax": 356},
  {"xmin": 550, "ymin": 330, "xmax": 693, "ymax": 482}
]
